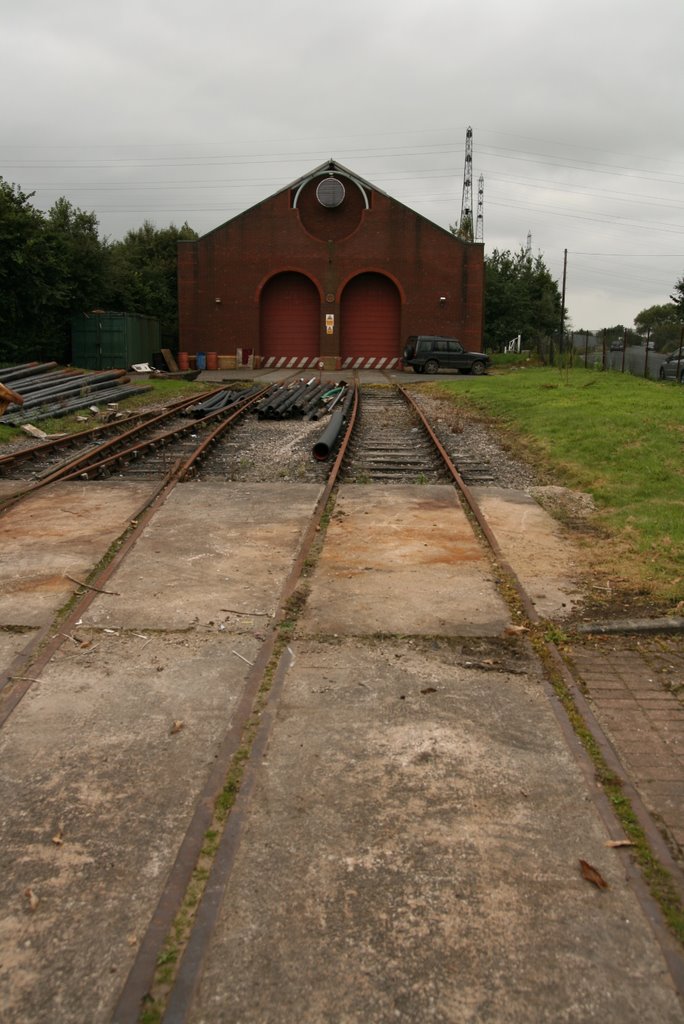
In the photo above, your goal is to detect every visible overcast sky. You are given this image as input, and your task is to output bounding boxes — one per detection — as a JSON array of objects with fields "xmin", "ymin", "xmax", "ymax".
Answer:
[{"xmin": 2, "ymin": 0, "xmax": 683, "ymax": 333}]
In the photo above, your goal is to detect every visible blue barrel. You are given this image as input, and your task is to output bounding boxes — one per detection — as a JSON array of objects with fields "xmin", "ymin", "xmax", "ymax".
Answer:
[{"xmin": 196, "ymin": 351, "xmax": 206, "ymax": 371}]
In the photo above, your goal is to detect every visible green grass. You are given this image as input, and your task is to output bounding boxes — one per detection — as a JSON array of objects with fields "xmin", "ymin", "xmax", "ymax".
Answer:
[
  {"xmin": 489, "ymin": 351, "xmax": 543, "ymax": 368},
  {"xmin": 438, "ymin": 366, "xmax": 684, "ymax": 605}
]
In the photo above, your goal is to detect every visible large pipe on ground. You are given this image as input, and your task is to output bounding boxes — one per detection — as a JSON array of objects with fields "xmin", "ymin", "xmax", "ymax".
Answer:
[
  {"xmin": 7, "ymin": 372, "xmax": 129, "ymax": 410},
  {"xmin": 12, "ymin": 371, "xmax": 90, "ymax": 396},
  {"xmin": 0, "ymin": 362, "xmax": 58, "ymax": 383},
  {"xmin": 258, "ymin": 381, "xmax": 309, "ymax": 419},
  {"xmin": 254, "ymin": 384, "xmax": 288, "ymax": 416},
  {"xmin": 296, "ymin": 383, "xmax": 327, "ymax": 416},
  {"xmin": 311, "ymin": 387, "xmax": 353, "ymax": 461},
  {"xmin": 1, "ymin": 384, "xmax": 150, "ymax": 425}
]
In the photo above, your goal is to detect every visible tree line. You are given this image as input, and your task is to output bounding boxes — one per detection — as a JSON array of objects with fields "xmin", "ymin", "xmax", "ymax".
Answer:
[
  {"xmin": 3, "ymin": 174, "xmax": 682, "ymax": 365},
  {"xmin": 0, "ymin": 178, "xmax": 197, "ymax": 364}
]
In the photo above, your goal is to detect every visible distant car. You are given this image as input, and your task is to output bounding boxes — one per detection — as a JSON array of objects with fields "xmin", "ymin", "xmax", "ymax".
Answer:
[
  {"xmin": 403, "ymin": 336, "xmax": 490, "ymax": 375},
  {"xmin": 659, "ymin": 350, "xmax": 684, "ymax": 383},
  {"xmin": 609, "ymin": 341, "xmax": 624, "ymax": 351}
]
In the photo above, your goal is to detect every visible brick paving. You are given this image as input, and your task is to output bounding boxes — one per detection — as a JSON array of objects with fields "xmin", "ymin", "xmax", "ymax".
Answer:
[{"xmin": 570, "ymin": 635, "xmax": 684, "ymax": 858}]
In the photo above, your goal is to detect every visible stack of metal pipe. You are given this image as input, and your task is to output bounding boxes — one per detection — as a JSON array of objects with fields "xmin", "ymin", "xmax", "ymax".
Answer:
[
  {"xmin": 255, "ymin": 378, "xmax": 337, "ymax": 420},
  {"xmin": 0, "ymin": 362, "xmax": 151, "ymax": 425},
  {"xmin": 183, "ymin": 385, "xmax": 261, "ymax": 419}
]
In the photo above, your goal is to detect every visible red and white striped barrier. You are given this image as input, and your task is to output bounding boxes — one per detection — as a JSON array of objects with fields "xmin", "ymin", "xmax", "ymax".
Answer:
[
  {"xmin": 340, "ymin": 356, "xmax": 400, "ymax": 370},
  {"xmin": 260, "ymin": 355, "xmax": 401, "ymax": 370},
  {"xmin": 261, "ymin": 356, "xmax": 321, "ymax": 369}
]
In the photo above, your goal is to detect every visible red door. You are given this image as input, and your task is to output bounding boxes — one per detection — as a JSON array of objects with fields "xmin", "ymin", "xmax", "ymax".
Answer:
[
  {"xmin": 340, "ymin": 273, "xmax": 401, "ymax": 363},
  {"xmin": 260, "ymin": 273, "xmax": 319, "ymax": 361}
]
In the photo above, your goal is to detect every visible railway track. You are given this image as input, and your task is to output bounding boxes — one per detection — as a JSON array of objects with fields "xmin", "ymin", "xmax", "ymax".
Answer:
[
  {"xmin": 341, "ymin": 385, "xmax": 447, "ymax": 483},
  {"xmin": 0, "ymin": 389, "xmax": 223, "ymax": 480},
  {"xmin": 1, "ymin": 378, "xmax": 682, "ymax": 1023},
  {"xmin": 0, "ymin": 383, "xmax": 270, "ymax": 508}
]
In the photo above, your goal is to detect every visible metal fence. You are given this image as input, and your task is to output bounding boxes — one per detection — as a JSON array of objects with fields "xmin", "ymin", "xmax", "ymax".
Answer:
[{"xmin": 556, "ymin": 333, "xmax": 682, "ymax": 382}]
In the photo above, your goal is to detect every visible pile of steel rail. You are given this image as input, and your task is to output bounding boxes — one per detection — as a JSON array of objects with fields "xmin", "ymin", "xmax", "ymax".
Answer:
[{"xmin": 0, "ymin": 362, "xmax": 152, "ymax": 425}]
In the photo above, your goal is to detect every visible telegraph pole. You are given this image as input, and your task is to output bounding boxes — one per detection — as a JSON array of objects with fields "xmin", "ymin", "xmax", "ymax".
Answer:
[{"xmin": 559, "ymin": 248, "xmax": 568, "ymax": 362}]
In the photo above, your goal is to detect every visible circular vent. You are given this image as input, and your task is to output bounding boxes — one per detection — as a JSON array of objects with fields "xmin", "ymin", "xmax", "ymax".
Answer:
[{"xmin": 316, "ymin": 177, "xmax": 345, "ymax": 208}]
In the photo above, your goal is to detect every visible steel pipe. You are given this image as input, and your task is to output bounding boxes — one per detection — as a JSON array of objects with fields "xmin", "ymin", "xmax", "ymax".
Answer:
[
  {"xmin": 1, "ymin": 384, "xmax": 151, "ymax": 425},
  {"xmin": 7, "ymin": 374, "xmax": 129, "ymax": 411},
  {"xmin": 0, "ymin": 362, "xmax": 58, "ymax": 383},
  {"xmin": 311, "ymin": 387, "xmax": 353, "ymax": 461}
]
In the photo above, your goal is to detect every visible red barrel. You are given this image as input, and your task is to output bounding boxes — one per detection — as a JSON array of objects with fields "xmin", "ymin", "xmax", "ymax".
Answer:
[
  {"xmin": 206, "ymin": 352, "xmax": 218, "ymax": 370},
  {"xmin": 177, "ymin": 351, "xmax": 190, "ymax": 370}
]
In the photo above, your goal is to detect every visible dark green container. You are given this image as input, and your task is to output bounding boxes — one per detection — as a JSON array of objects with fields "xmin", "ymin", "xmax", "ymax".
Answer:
[{"xmin": 71, "ymin": 311, "xmax": 161, "ymax": 370}]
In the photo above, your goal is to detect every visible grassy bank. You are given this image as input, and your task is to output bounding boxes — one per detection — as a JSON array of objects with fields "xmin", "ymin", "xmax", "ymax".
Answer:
[{"xmin": 437, "ymin": 366, "xmax": 684, "ymax": 607}]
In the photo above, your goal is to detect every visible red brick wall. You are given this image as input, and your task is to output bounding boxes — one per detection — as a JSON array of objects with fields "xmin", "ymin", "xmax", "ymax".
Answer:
[{"xmin": 178, "ymin": 174, "xmax": 484, "ymax": 356}]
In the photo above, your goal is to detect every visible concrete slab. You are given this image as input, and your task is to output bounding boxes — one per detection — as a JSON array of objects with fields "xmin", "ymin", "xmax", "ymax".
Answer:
[
  {"xmin": 299, "ymin": 484, "xmax": 510, "ymax": 637},
  {"xmin": 83, "ymin": 482, "xmax": 322, "ymax": 631},
  {"xmin": 0, "ymin": 629, "xmax": 259, "ymax": 1023},
  {"xmin": 0, "ymin": 480, "xmax": 27, "ymax": 498},
  {"xmin": 0, "ymin": 481, "xmax": 324, "ymax": 1022},
  {"xmin": 187, "ymin": 637, "xmax": 682, "ymax": 1023},
  {"xmin": 0, "ymin": 628, "xmax": 37, "ymax": 667},
  {"xmin": 472, "ymin": 486, "xmax": 584, "ymax": 619},
  {"xmin": 0, "ymin": 481, "xmax": 156, "ymax": 627}
]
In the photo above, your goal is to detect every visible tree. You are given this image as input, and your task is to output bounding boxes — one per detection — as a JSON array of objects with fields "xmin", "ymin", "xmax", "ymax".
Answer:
[
  {"xmin": 450, "ymin": 215, "xmax": 473, "ymax": 242},
  {"xmin": 633, "ymin": 302, "xmax": 681, "ymax": 351},
  {"xmin": 46, "ymin": 198, "xmax": 107, "ymax": 313},
  {"xmin": 103, "ymin": 221, "xmax": 198, "ymax": 341},
  {"xmin": 0, "ymin": 179, "xmax": 61, "ymax": 361},
  {"xmin": 0, "ymin": 177, "xmax": 199, "ymax": 362},
  {"xmin": 483, "ymin": 248, "xmax": 562, "ymax": 355},
  {"xmin": 670, "ymin": 275, "xmax": 684, "ymax": 318},
  {"xmin": 0, "ymin": 181, "xmax": 111, "ymax": 362}
]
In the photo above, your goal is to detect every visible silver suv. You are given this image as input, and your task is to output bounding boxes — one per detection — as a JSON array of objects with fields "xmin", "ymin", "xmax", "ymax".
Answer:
[{"xmin": 403, "ymin": 336, "xmax": 490, "ymax": 375}]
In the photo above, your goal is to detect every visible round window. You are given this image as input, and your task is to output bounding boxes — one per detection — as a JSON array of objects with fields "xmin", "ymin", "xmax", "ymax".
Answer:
[{"xmin": 316, "ymin": 177, "xmax": 346, "ymax": 208}]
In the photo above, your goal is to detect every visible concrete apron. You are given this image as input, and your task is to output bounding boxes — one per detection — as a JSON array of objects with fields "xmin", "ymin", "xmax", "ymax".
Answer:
[
  {"xmin": 183, "ymin": 486, "xmax": 681, "ymax": 1023},
  {"xmin": 0, "ymin": 481, "xmax": 157, "ymax": 629},
  {"xmin": 188, "ymin": 638, "xmax": 682, "ymax": 1024},
  {"xmin": 299, "ymin": 485, "xmax": 510, "ymax": 637},
  {"xmin": 0, "ymin": 482, "xmax": 322, "ymax": 1023},
  {"xmin": 1, "ymin": 478, "xmax": 679, "ymax": 1021},
  {"xmin": 471, "ymin": 486, "xmax": 584, "ymax": 620}
]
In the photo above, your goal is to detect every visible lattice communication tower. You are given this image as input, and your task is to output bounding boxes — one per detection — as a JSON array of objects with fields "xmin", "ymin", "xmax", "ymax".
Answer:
[
  {"xmin": 459, "ymin": 126, "xmax": 474, "ymax": 242},
  {"xmin": 475, "ymin": 174, "xmax": 484, "ymax": 242}
]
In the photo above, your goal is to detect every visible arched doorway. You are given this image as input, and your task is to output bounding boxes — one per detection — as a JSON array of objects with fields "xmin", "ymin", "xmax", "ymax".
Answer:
[
  {"xmin": 340, "ymin": 273, "xmax": 401, "ymax": 363},
  {"xmin": 260, "ymin": 272, "xmax": 319, "ymax": 361}
]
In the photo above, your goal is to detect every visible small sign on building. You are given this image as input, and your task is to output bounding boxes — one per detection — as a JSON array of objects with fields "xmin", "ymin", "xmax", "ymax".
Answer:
[{"xmin": 325, "ymin": 313, "xmax": 335, "ymax": 335}]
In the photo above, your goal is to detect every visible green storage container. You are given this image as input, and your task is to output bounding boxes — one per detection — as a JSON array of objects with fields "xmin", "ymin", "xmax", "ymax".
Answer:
[{"xmin": 71, "ymin": 311, "xmax": 161, "ymax": 370}]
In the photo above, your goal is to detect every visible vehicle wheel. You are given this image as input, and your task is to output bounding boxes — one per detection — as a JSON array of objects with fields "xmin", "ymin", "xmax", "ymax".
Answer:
[
  {"xmin": 423, "ymin": 359, "xmax": 439, "ymax": 375},
  {"xmin": 470, "ymin": 361, "xmax": 486, "ymax": 375}
]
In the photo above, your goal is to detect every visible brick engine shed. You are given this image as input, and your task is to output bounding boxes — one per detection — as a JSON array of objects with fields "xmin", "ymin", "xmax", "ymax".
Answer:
[{"xmin": 177, "ymin": 160, "xmax": 484, "ymax": 369}]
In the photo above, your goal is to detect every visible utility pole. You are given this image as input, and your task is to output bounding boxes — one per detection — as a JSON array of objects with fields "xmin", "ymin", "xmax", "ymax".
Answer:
[{"xmin": 558, "ymin": 248, "xmax": 568, "ymax": 362}]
